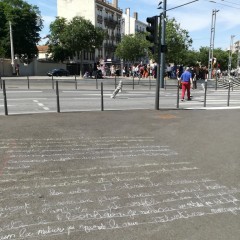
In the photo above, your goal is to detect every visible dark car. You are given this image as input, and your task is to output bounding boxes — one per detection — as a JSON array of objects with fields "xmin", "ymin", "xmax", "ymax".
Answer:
[{"xmin": 47, "ymin": 68, "xmax": 70, "ymax": 77}]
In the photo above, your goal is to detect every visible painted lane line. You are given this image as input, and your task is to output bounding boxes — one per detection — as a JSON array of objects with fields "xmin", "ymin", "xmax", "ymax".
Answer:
[{"xmin": 33, "ymin": 100, "xmax": 50, "ymax": 111}]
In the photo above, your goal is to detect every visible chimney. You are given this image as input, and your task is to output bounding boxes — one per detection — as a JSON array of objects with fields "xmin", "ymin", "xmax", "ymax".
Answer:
[
  {"xmin": 112, "ymin": 0, "xmax": 118, "ymax": 8},
  {"xmin": 133, "ymin": 12, "xmax": 138, "ymax": 20}
]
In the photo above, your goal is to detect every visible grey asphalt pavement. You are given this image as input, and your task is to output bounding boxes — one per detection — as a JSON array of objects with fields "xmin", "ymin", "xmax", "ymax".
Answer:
[{"xmin": 0, "ymin": 109, "xmax": 240, "ymax": 240}]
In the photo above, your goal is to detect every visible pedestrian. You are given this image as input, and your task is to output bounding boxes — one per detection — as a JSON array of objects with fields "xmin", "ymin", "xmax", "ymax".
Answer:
[
  {"xmin": 179, "ymin": 67, "xmax": 193, "ymax": 101},
  {"xmin": 166, "ymin": 64, "xmax": 172, "ymax": 78}
]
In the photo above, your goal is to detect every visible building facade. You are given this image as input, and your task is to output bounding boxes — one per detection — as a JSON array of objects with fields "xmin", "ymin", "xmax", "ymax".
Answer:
[
  {"xmin": 122, "ymin": 8, "xmax": 147, "ymax": 36},
  {"xmin": 57, "ymin": 0, "xmax": 122, "ymax": 65}
]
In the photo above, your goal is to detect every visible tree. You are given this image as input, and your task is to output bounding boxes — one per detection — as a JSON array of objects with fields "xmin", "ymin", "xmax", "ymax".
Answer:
[
  {"xmin": 48, "ymin": 17, "xmax": 70, "ymax": 62},
  {"xmin": 115, "ymin": 33, "xmax": 149, "ymax": 63},
  {"xmin": 197, "ymin": 47, "xmax": 232, "ymax": 71},
  {"xmin": 48, "ymin": 16, "xmax": 104, "ymax": 61},
  {"xmin": 48, "ymin": 16, "xmax": 105, "ymax": 75},
  {"xmin": 0, "ymin": 0, "xmax": 43, "ymax": 62},
  {"xmin": 165, "ymin": 18, "xmax": 193, "ymax": 64}
]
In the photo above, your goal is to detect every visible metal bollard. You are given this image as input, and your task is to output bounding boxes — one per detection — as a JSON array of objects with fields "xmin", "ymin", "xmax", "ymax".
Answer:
[
  {"xmin": 227, "ymin": 81, "xmax": 231, "ymax": 106},
  {"xmin": 0, "ymin": 76, "xmax": 2, "ymax": 89},
  {"xmin": 133, "ymin": 76, "xmax": 135, "ymax": 90},
  {"xmin": 215, "ymin": 75, "xmax": 218, "ymax": 90},
  {"xmin": 114, "ymin": 74, "xmax": 117, "ymax": 89},
  {"xmin": 203, "ymin": 80, "xmax": 208, "ymax": 107},
  {"xmin": 75, "ymin": 76, "xmax": 77, "ymax": 90},
  {"xmin": 101, "ymin": 82, "xmax": 104, "ymax": 111},
  {"xmin": 56, "ymin": 81, "xmax": 60, "ymax": 113},
  {"xmin": 27, "ymin": 76, "xmax": 30, "ymax": 89},
  {"xmin": 149, "ymin": 76, "xmax": 151, "ymax": 90},
  {"xmin": 96, "ymin": 74, "xmax": 98, "ymax": 89},
  {"xmin": 177, "ymin": 81, "xmax": 180, "ymax": 109},
  {"xmin": 3, "ymin": 80, "xmax": 8, "ymax": 115},
  {"xmin": 52, "ymin": 76, "xmax": 54, "ymax": 89}
]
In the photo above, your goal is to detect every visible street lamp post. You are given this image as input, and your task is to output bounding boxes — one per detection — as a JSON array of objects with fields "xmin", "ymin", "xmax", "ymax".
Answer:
[
  {"xmin": 208, "ymin": 9, "xmax": 219, "ymax": 80},
  {"xmin": 228, "ymin": 35, "xmax": 235, "ymax": 76},
  {"xmin": 9, "ymin": 21, "xmax": 15, "ymax": 75}
]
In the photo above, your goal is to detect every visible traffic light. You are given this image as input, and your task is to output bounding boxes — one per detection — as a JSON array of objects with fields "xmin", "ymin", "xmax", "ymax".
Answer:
[{"xmin": 146, "ymin": 16, "xmax": 158, "ymax": 54}]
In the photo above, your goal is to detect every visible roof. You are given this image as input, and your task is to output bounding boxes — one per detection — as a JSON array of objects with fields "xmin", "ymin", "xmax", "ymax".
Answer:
[{"xmin": 37, "ymin": 45, "xmax": 49, "ymax": 53}]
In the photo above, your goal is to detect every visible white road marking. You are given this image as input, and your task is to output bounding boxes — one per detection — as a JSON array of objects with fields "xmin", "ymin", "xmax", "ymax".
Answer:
[{"xmin": 33, "ymin": 99, "xmax": 50, "ymax": 111}]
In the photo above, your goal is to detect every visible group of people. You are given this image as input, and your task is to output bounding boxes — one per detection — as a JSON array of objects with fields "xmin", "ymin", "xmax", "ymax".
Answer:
[{"xmin": 123, "ymin": 63, "xmax": 158, "ymax": 79}]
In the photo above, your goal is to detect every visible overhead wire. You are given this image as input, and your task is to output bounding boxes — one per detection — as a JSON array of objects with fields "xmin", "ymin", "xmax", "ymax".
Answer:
[{"xmin": 202, "ymin": 0, "xmax": 240, "ymax": 9}]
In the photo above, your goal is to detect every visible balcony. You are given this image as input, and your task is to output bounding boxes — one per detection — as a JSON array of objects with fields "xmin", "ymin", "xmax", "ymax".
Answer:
[
  {"xmin": 97, "ymin": 15, "xmax": 103, "ymax": 24},
  {"xmin": 104, "ymin": 17, "xmax": 118, "ymax": 29},
  {"xmin": 104, "ymin": 43, "xmax": 117, "ymax": 51}
]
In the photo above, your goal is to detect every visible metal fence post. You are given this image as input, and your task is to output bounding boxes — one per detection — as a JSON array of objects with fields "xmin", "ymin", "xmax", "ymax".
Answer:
[
  {"xmin": 115, "ymin": 74, "xmax": 117, "ymax": 89},
  {"xmin": 101, "ymin": 82, "xmax": 104, "ymax": 111},
  {"xmin": 27, "ymin": 76, "xmax": 30, "ymax": 89},
  {"xmin": 0, "ymin": 76, "xmax": 2, "ymax": 89},
  {"xmin": 96, "ymin": 74, "xmax": 98, "ymax": 89},
  {"xmin": 227, "ymin": 81, "xmax": 231, "ymax": 106},
  {"xmin": 133, "ymin": 76, "xmax": 135, "ymax": 90},
  {"xmin": 75, "ymin": 75, "xmax": 77, "ymax": 89},
  {"xmin": 52, "ymin": 76, "xmax": 54, "ymax": 89},
  {"xmin": 177, "ymin": 81, "xmax": 180, "ymax": 109},
  {"xmin": 3, "ymin": 80, "xmax": 8, "ymax": 115},
  {"xmin": 56, "ymin": 81, "xmax": 60, "ymax": 113},
  {"xmin": 204, "ymin": 80, "xmax": 208, "ymax": 107}
]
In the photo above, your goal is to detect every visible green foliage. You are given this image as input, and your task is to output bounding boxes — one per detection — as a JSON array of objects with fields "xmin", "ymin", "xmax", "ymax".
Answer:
[
  {"xmin": 0, "ymin": 0, "xmax": 43, "ymax": 60},
  {"xmin": 115, "ymin": 33, "xmax": 149, "ymax": 62},
  {"xmin": 48, "ymin": 16, "xmax": 105, "ymax": 62},
  {"xmin": 197, "ymin": 47, "xmax": 234, "ymax": 70},
  {"xmin": 165, "ymin": 18, "xmax": 192, "ymax": 64}
]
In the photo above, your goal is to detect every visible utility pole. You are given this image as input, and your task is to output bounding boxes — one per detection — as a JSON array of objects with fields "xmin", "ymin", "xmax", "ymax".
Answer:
[
  {"xmin": 237, "ymin": 41, "xmax": 240, "ymax": 69},
  {"xmin": 9, "ymin": 21, "xmax": 15, "ymax": 74},
  {"xmin": 228, "ymin": 35, "xmax": 235, "ymax": 76},
  {"xmin": 208, "ymin": 9, "xmax": 218, "ymax": 80},
  {"xmin": 160, "ymin": 0, "xmax": 166, "ymax": 88}
]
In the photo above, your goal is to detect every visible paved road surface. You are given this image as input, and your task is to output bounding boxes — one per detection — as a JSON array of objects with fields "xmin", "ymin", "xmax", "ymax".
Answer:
[{"xmin": 0, "ymin": 109, "xmax": 240, "ymax": 240}]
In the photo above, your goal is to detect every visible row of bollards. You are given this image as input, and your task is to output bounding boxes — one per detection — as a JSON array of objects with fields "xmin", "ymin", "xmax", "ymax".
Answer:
[{"xmin": 0, "ymin": 77, "xmax": 235, "ymax": 115}]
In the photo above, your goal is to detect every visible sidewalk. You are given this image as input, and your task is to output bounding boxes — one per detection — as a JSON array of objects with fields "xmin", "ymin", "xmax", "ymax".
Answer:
[{"xmin": 0, "ymin": 109, "xmax": 240, "ymax": 240}]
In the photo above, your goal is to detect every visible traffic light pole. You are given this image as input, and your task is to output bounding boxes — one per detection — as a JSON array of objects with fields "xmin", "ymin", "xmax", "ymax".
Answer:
[
  {"xmin": 155, "ymin": 15, "xmax": 162, "ymax": 110},
  {"xmin": 160, "ymin": 0, "xmax": 166, "ymax": 89}
]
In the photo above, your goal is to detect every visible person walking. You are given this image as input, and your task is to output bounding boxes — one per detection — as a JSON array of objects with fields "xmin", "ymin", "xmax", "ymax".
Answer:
[{"xmin": 179, "ymin": 67, "xmax": 193, "ymax": 101}]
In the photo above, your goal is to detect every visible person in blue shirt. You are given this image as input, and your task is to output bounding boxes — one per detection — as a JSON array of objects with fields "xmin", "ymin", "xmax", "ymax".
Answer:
[{"xmin": 179, "ymin": 67, "xmax": 193, "ymax": 101}]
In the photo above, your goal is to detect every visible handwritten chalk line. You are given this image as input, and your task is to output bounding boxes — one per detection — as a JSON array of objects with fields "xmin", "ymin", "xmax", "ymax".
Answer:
[
  {"xmin": 1, "ymin": 201, "xmax": 238, "ymax": 235},
  {"xmin": 2, "ymin": 162, "xmax": 191, "ymax": 177},
  {"xmin": 0, "ymin": 177, "xmax": 214, "ymax": 192},
  {"xmin": 8, "ymin": 148, "xmax": 176, "ymax": 159},
  {"xmin": 0, "ymin": 140, "xmax": 16, "ymax": 177},
  {"xmin": 0, "ymin": 165, "xmax": 198, "ymax": 184},
  {"xmin": 4, "ymin": 145, "xmax": 170, "ymax": 154},
  {"xmin": 7, "ymin": 153, "xmax": 179, "ymax": 165},
  {"xmin": 7, "ymin": 152, "xmax": 178, "ymax": 163},
  {"xmin": 0, "ymin": 136, "xmax": 154, "ymax": 142},
  {"xmin": 1, "ymin": 194, "xmax": 239, "ymax": 236},
  {"xmin": 1, "ymin": 208, "xmax": 237, "ymax": 240},
  {"xmin": 39, "ymin": 197, "xmax": 240, "ymax": 224},
  {"xmin": 0, "ymin": 137, "xmax": 155, "ymax": 146}
]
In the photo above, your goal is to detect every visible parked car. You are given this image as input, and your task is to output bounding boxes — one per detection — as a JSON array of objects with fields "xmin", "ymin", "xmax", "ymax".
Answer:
[{"xmin": 47, "ymin": 68, "xmax": 70, "ymax": 76}]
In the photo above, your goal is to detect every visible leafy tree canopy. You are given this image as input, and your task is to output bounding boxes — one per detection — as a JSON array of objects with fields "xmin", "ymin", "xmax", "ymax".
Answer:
[
  {"xmin": 0, "ymin": 0, "xmax": 43, "ymax": 62},
  {"xmin": 115, "ymin": 33, "xmax": 149, "ymax": 62},
  {"xmin": 48, "ymin": 16, "xmax": 105, "ymax": 62}
]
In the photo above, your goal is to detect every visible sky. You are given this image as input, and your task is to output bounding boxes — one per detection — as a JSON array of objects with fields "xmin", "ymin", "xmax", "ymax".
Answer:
[{"xmin": 25, "ymin": 0, "xmax": 240, "ymax": 51}]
